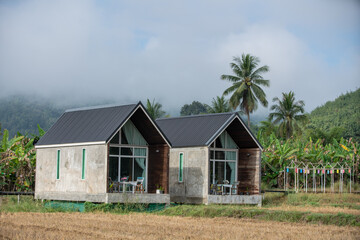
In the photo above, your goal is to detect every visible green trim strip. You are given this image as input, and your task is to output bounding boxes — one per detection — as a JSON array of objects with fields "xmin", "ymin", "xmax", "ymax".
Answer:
[
  {"xmin": 82, "ymin": 149, "xmax": 86, "ymax": 179},
  {"xmin": 57, "ymin": 150, "xmax": 60, "ymax": 179},
  {"xmin": 179, "ymin": 153, "xmax": 183, "ymax": 182}
]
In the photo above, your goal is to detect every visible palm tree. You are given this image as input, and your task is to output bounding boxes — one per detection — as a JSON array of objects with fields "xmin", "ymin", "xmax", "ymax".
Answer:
[
  {"xmin": 258, "ymin": 117, "xmax": 278, "ymax": 138},
  {"xmin": 208, "ymin": 96, "xmax": 231, "ymax": 113},
  {"xmin": 221, "ymin": 54, "xmax": 270, "ymax": 127},
  {"xmin": 146, "ymin": 99, "xmax": 166, "ymax": 120},
  {"xmin": 269, "ymin": 91, "xmax": 307, "ymax": 139}
]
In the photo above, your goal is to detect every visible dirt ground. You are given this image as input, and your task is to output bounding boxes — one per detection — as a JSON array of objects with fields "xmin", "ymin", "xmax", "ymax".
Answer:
[{"xmin": 0, "ymin": 212, "xmax": 359, "ymax": 240}]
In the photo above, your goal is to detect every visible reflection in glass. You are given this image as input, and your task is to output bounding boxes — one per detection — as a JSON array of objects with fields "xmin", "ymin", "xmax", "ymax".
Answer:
[
  {"xmin": 120, "ymin": 157, "xmax": 132, "ymax": 180},
  {"xmin": 109, "ymin": 157, "xmax": 119, "ymax": 181},
  {"xmin": 110, "ymin": 147, "xmax": 119, "ymax": 155},
  {"xmin": 121, "ymin": 148, "xmax": 133, "ymax": 156},
  {"xmin": 215, "ymin": 161, "xmax": 225, "ymax": 184}
]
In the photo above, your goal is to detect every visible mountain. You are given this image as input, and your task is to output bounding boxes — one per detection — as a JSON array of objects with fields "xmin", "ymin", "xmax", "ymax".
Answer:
[
  {"xmin": 0, "ymin": 96, "xmax": 65, "ymax": 137},
  {"xmin": 308, "ymin": 88, "xmax": 360, "ymax": 141}
]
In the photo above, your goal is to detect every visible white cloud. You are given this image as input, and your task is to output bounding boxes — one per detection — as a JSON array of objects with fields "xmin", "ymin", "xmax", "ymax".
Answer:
[{"xmin": 0, "ymin": 0, "xmax": 359, "ymax": 116}]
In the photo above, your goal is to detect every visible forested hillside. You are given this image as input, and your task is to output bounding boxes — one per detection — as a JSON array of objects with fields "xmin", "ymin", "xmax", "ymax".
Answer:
[
  {"xmin": 0, "ymin": 96, "xmax": 64, "ymax": 137},
  {"xmin": 308, "ymin": 89, "xmax": 360, "ymax": 142}
]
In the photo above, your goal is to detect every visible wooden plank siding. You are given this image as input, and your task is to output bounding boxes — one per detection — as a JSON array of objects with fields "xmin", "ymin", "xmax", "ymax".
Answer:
[
  {"xmin": 148, "ymin": 144, "xmax": 170, "ymax": 194},
  {"xmin": 237, "ymin": 148, "xmax": 261, "ymax": 194}
]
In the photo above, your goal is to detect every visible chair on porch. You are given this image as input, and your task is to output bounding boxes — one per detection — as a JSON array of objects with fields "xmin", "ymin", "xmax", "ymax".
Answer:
[
  {"xmin": 231, "ymin": 181, "xmax": 240, "ymax": 195},
  {"xmin": 210, "ymin": 183, "xmax": 222, "ymax": 195},
  {"xmin": 135, "ymin": 177, "xmax": 144, "ymax": 193},
  {"xmin": 108, "ymin": 177, "xmax": 114, "ymax": 192}
]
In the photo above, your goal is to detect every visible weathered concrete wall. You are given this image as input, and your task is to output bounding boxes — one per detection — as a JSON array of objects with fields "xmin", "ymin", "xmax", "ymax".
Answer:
[
  {"xmin": 107, "ymin": 193, "xmax": 170, "ymax": 204},
  {"xmin": 169, "ymin": 147, "xmax": 209, "ymax": 204},
  {"xmin": 207, "ymin": 194, "xmax": 262, "ymax": 206},
  {"xmin": 35, "ymin": 144, "xmax": 107, "ymax": 200},
  {"xmin": 35, "ymin": 192, "xmax": 170, "ymax": 204}
]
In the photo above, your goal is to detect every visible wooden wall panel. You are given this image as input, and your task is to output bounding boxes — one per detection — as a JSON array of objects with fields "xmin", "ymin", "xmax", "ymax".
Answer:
[
  {"xmin": 148, "ymin": 144, "xmax": 169, "ymax": 194},
  {"xmin": 238, "ymin": 148, "xmax": 261, "ymax": 194}
]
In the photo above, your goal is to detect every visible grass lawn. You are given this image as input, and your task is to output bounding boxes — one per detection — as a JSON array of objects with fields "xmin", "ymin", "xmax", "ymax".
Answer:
[{"xmin": 1, "ymin": 193, "xmax": 359, "ymax": 227}]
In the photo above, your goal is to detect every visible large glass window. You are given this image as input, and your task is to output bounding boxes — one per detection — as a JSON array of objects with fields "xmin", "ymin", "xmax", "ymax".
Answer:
[
  {"xmin": 210, "ymin": 131, "xmax": 238, "ymax": 185},
  {"xmin": 109, "ymin": 120, "xmax": 148, "ymax": 191}
]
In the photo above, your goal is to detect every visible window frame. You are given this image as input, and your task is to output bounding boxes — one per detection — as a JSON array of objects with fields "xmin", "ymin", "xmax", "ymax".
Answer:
[{"xmin": 209, "ymin": 131, "xmax": 238, "ymax": 185}]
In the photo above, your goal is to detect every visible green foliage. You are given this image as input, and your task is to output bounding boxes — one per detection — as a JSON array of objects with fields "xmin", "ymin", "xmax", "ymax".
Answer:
[
  {"xmin": 0, "ymin": 96, "xmax": 64, "ymax": 137},
  {"xmin": 259, "ymin": 133, "xmax": 360, "ymax": 188},
  {"xmin": 84, "ymin": 202, "xmax": 148, "ymax": 213},
  {"xmin": 221, "ymin": 53, "xmax": 270, "ymax": 126},
  {"xmin": 0, "ymin": 196, "xmax": 45, "ymax": 212},
  {"xmin": 308, "ymin": 89, "xmax": 360, "ymax": 142},
  {"xmin": 269, "ymin": 91, "xmax": 307, "ymax": 139},
  {"xmin": 208, "ymin": 96, "xmax": 231, "ymax": 113},
  {"xmin": 180, "ymin": 101, "xmax": 209, "ymax": 116},
  {"xmin": 158, "ymin": 203, "xmax": 360, "ymax": 226},
  {"xmin": 146, "ymin": 98, "xmax": 166, "ymax": 119},
  {"xmin": 0, "ymin": 126, "xmax": 44, "ymax": 191}
]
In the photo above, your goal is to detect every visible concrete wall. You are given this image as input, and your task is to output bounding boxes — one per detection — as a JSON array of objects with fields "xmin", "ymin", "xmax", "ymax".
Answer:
[
  {"xmin": 169, "ymin": 147, "xmax": 209, "ymax": 204},
  {"xmin": 35, "ymin": 144, "xmax": 107, "ymax": 200}
]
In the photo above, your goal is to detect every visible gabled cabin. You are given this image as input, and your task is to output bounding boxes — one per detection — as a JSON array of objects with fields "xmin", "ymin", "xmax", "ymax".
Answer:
[
  {"xmin": 35, "ymin": 102, "xmax": 171, "ymax": 204},
  {"xmin": 156, "ymin": 112, "xmax": 263, "ymax": 205}
]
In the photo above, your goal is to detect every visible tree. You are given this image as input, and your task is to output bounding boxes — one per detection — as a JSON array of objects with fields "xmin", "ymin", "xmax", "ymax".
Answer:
[
  {"xmin": 269, "ymin": 91, "xmax": 307, "ymax": 139},
  {"xmin": 146, "ymin": 99, "xmax": 166, "ymax": 120},
  {"xmin": 221, "ymin": 54, "xmax": 270, "ymax": 127},
  {"xmin": 258, "ymin": 117, "xmax": 278, "ymax": 139},
  {"xmin": 180, "ymin": 101, "xmax": 209, "ymax": 116},
  {"xmin": 208, "ymin": 96, "xmax": 231, "ymax": 113}
]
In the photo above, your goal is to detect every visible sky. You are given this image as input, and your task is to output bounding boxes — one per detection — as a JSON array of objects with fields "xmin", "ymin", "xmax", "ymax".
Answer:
[{"xmin": 0, "ymin": 0, "xmax": 359, "ymax": 117}]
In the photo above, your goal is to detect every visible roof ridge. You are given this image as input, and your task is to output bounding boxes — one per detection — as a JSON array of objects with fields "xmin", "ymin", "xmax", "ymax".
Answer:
[
  {"xmin": 65, "ymin": 103, "xmax": 138, "ymax": 113},
  {"xmin": 156, "ymin": 112, "xmax": 235, "ymax": 121}
]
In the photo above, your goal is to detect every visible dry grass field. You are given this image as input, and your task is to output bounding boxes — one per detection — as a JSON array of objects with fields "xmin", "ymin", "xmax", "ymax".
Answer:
[{"xmin": 1, "ymin": 212, "xmax": 359, "ymax": 240}]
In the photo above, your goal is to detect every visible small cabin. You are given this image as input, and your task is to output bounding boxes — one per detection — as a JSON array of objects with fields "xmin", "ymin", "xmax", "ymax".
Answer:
[
  {"xmin": 35, "ymin": 103, "xmax": 171, "ymax": 204},
  {"xmin": 156, "ymin": 112, "xmax": 263, "ymax": 206}
]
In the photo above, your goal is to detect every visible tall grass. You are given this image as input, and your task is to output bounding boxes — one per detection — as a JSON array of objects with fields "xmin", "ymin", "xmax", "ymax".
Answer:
[{"xmin": 0, "ymin": 196, "xmax": 44, "ymax": 212}]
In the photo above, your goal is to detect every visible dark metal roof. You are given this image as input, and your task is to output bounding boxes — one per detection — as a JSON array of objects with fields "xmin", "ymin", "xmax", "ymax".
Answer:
[
  {"xmin": 156, "ymin": 112, "xmax": 262, "ymax": 149},
  {"xmin": 36, "ymin": 103, "xmax": 139, "ymax": 146}
]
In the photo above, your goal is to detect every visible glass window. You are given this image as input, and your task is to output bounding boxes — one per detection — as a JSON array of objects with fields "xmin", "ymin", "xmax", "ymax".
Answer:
[
  {"xmin": 215, "ymin": 161, "xmax": 225, "ymax": 184},
  {"xmin": 120, "ymin": 157, "xmax": 133, "ymax": 180},
  {"xmin": 121, "ymin": 147, "xmax": 133, "ymax": 156},
  {"xmin": 110, "ymin": 147, "xmax": 119, "ymax": 155},
  {"xmin": 226, "ymin": 162, "xmax": 236, "ymax": 183},
  {"xmin": 179, "ymin": 153, "xmax": 184, "ymax": 182},
  {"xmin": 108, "ymin": 120, "xmax": 148, "ymax": 191},
  {"xmin": 121, "ymin": 120, "xmax": 147, "ymax": 145},
  {"xmin": 134, "ymin": 148, "xmax": 146, "ymax": 156},
  {"xmin": 209, "ymin": 131, "xmax": 238, "ymax": 185},
  {"xmin": 109, "ymin": 157, "xmax": 119, "ymax": 181},
  {"xmin": 110, "ymin": 132, "xmax": 119, "ymax": 144},
  {"xmin": 210, "ymin": 150, "xmax": 214, "ymax": 159},
  {"xmin": 56, "ymin": 150, "xmax": 60, "ymax": 180},
  {"xmin": 226, "ymin": 151, "xmax": 237, "ymax": 161},
  {"xmin": 134, "ymin": 157, "xmax": 146, "ymax": 186},
  {"xmin": 210, "ymin": 161, "xmax": 215, "ymax": 184},
  {"xmin": 82, "ymin": 149, "xmax": 86, "ymax": 180},
  {"xmin": 121, "ymin": 129, "xmax": 129, "ymax": 144},
  {"xmin": 215, "ymin": 151, "xmax": 225, "ymax": 160}
]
